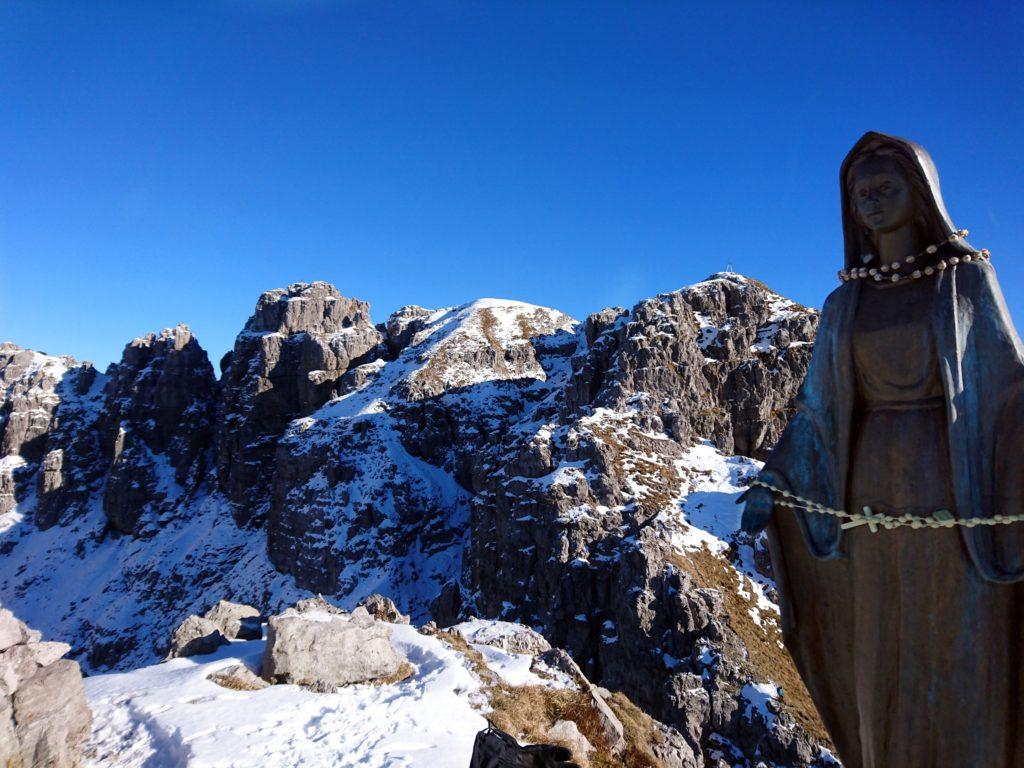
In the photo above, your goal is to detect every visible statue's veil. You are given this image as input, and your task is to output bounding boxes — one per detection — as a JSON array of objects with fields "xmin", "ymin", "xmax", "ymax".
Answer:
[{"xmin": 839, "ymin": 131, "xmax": 975, "ymax": 271}]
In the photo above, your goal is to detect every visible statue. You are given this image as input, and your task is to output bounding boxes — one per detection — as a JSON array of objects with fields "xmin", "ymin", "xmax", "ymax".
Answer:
[{"xmin": 741, "ymin": 131, "xmax": 1024, "ymax": 767}]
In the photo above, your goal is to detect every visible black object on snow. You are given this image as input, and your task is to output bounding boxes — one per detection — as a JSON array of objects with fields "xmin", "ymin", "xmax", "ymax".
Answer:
[{"xmin": 470, "ymin": 724, "xmax": 581, "ymax": 768}]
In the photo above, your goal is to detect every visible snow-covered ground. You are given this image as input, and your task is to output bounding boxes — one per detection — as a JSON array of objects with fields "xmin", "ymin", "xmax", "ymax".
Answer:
[{"xmin": 85, "ymin": 621, "xmax": 554, "ymax": 768}]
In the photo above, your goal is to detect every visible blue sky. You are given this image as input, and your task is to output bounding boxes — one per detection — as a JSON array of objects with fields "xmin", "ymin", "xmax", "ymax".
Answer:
[{"xmin": 2, "ymin": 1, "xmax": 1022, "ymax": 370}]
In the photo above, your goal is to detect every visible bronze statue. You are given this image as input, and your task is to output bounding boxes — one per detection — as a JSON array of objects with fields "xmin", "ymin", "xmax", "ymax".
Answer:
[{"xmin": 742, "ymin": 131, "xmax": 1024, "ymax": 767}]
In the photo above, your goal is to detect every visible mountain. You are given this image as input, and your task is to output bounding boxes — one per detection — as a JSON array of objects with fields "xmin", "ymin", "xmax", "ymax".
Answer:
[{"xmin": 0, "ymin": 273, "xmax": 831, "ymax": 767}]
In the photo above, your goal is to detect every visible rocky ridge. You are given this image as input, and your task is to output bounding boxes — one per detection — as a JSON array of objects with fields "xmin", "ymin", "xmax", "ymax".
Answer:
[
  {"xmin": 0, "ymin": 607, "xmax": 92, "ymax": 768},
  {"xmin": 0, "ymin": 274, "xmax": 829, "ymax": 767}
]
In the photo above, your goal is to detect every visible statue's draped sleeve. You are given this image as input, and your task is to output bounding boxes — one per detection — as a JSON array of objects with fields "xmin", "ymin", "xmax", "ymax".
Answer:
[
  {"xmin": 761, "ymin": 260, "xmax": 1024, "ymax": 584},
  {"xmin": 760, "ymin": 281, "xmax": 858, "ymax": 560},
  {"xmin": 936, "ymin": 260, "xmax": 1024, "ymax": 582}
]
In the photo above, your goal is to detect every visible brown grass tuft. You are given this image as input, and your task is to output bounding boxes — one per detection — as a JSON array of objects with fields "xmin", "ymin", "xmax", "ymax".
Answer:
[
  {"xmin": 665, "ymin": 545, "xmax": 830, "ymax": 743},
  {"xmin": 372, "ymin": 660, "xmax": 417, "ymax": 686},
  {"xmin": 433, "ymin": 629, "xmax": 670, "ymax": 768}
]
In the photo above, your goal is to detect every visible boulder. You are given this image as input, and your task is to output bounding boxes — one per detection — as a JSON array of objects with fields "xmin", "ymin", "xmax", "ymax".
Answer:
[
  {"xmin": 533, "ymin": 648, "xmax": 586, "ymax": 684},
  {"xmin": 208, "ymin": 663, "xmax": 270, "ymax": 692},
  {"xmin": 261, "ymin": 606, "xmax": 409, "ymax": 690},
  {"xmin": 204, "ymin": 600, "xmax": 262, "ymax": 640},
  {"xmin": 11, "ymin": 660, "xmax": 92, "ymax": 768},
  {"xmin": 168, "ymin": 616, "xmax": 228, "ymax": 658},
  {"xmin": 292, "ymin": 595, "xmax": 346, "ymax": 616},
  {"xmin": 0, "ymin": 645, "xmax": 38, "ymax": 696},
  {"xmin": 358, "ymin": 594, "xmax": 410, "ymax": 624},
  {"xmin": 452, "ymin": 620, "xmax": 551, "ymax": 655},
  {"xmin": 29, "ymin": 642, "xmax": 71, "ymax": 668},
  {"xmin": 0, "ymin": 610, "xmax": 27, "ymax": 653},
  {"xmin": 545, "ymin": 719, "xmax": 594, "ymax": 760},
  {"xmin": 0, "ymin": 608, "xmax": 91, "ymax": 768}
]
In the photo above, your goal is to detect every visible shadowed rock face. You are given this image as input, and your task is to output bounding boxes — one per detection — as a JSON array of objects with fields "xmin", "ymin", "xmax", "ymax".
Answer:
[
  {"xmin": 215, "ymin": 282, "xmax": 383, "ymax": 525},
  {"xmin": 0, "ymin": 343, "xmax": 105, "ymax": 526},
  {"xmin": 100, "ymin": 324, "xmax": 218, "ymax": 534},
  {"xmin": 563, "ymin": 274, "xmax": 817, "ymax": 459},
  {"xmin": 464, "ymin": 274, "xmax": 823, "ymax": 764}
]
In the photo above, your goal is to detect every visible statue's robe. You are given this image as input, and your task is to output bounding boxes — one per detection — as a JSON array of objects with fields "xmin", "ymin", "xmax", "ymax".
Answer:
[{"xmin": 762, "ymin": 257, "xmax": 1024, "ymax": 767}]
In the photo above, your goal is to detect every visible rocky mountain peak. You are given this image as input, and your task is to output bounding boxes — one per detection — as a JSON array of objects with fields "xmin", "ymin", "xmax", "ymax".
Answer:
[
  {"xmin": 247, "ymin": 281, "xmax": 373, "ymax": 337},
  {"xmin": 99, "ymin": 323, "xmax": 217, "ymax": 534},
  {"xmin": 217, "ymin": 282, "xmax": 383, "ymax": 524},
  {"xmin": 397, "ymin": 298, "xmax": 577, "ymax": 401}
]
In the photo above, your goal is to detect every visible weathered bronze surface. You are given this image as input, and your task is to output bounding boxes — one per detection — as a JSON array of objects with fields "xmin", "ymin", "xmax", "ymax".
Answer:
[{"xmin": 742, "ymin": 131, "xmax": 1024, "ymax": 767}]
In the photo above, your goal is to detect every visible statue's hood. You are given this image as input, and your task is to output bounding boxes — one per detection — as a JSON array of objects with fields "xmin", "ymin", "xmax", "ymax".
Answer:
[{"xmin": 839, "ymin": 131, "xmax": 974, "ymax": 271}]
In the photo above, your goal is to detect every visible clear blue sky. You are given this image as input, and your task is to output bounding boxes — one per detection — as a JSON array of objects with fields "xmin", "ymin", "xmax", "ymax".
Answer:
[{"xmin": 2, "ymin": 1, "xmax": 1022, "ymax": 370}]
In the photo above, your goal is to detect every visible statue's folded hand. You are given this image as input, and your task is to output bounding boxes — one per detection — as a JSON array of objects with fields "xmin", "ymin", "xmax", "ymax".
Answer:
[{"xmin": 739, "ymin": 486, "xmax": 774, "ymax": 534}]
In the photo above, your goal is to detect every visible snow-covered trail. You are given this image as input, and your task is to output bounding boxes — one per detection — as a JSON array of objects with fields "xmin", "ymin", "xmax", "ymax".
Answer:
[{"xmin": 84, "ymin": 624, "xmax": 492, "ymax": 768}]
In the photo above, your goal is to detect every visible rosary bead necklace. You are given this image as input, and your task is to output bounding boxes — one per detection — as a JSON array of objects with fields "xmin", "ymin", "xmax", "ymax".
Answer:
[{"xmin": 838, "ymin": 229, "xmax": 991, "ymax": 284}]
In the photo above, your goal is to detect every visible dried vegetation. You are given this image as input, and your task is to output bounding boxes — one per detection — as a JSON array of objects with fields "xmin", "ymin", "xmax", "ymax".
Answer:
[{"xmin": 431, "ymin": 628, "xmax": 672, "ymax": 768}]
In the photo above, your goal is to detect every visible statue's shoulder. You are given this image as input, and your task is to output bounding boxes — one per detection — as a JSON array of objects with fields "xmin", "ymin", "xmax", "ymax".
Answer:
[{"xmin": 821, "ymin": 282, "xmax": 854, "ymax": 316}]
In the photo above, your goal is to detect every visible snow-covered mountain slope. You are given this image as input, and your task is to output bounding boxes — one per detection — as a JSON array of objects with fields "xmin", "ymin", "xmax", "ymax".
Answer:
[
  {"xmin": 85, "ymin": 623, "xmax": 492, "ymax": 767},
  {"xmin": 0, "ymin": 273, "xmax": 833, "ymax": 767}
]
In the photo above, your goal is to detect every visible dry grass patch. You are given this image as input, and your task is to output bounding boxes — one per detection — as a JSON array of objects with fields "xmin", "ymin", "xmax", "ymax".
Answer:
[
  {"xmin": 431, "ymin": 629, "xmax": 670, "ymax": 768},
  {"xmin": 604, "ymin": 691, "xmax": 672, "ymax": 768},
  {"xmin": 208, "ymin": 674, "xmax": 267, "ymax": 692},
  {"xmin": 373, "ymin": 660, "xmax": 417, "ymax": 686},
  {"xmin": 586, "ymin": 423, "xmax": 682, "ymax": 516},
  {"xmin": 666, "ymin": 545, "xmax": 830, "ymax": 743}
]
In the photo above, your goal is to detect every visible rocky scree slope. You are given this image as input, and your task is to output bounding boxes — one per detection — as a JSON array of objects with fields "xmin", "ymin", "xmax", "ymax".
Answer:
[{"xmin": 0, "ymin": 275, "xmax": 828, "ymax": 767}]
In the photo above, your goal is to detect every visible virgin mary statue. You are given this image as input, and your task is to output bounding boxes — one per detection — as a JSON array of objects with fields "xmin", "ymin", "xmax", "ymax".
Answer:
[{"xmin": 742, "ymin": 131, "xmax": 1024, "ymax": 767}]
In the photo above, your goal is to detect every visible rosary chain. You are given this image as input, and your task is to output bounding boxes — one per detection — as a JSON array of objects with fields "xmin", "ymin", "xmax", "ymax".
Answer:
[{"xmin": 749, "ymin": 479, "xmax": 1024, "ymax": 532}]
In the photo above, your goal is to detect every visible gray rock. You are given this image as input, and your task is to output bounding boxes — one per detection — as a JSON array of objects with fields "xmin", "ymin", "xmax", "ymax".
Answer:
[
  {"xmin": 261, "ymin": 607, "xmax": 409, "ymax": 689},
  {"xmin": 28, "ymin": 642, "xmax": 70, "ymax": 669},
  {"xmin": 203, "ymin": 600, "xmax": 262, "ymax": 641},
  {"xmin": 0, "ymin": 696, "xmax": 17, "ymax": 766},
  {"xmin": 359, "ymin": 594, "xmax": 410, "ymax": 624},
  {"xmin": 292, "ymin": 595, "xmax": 345, "ymax": 615},
  {"xmin": 452, "ymin": 621, "xmax": 551, "ymax": 655},
  {"xmin": 0, "ymin": 610, "xmax": 27, "ymax": 653},
  {"xmin": 588, "ymin": 680, "xmax": 626, "ymax": 755},
  {"xmin": 11, "ymin": 660, "xmax": 92, "ymax": 768},
  {"xmin": 0, "ymin": 344, "xmax": 105, "ymax": 527},
  {"xmin": 168, "ymin": 616, "xmax": 228, "ymax": 658},
  {"xmin": 0, "ymin": 645, "xmax": 37, "ymax": 697},
  {"xmin": 533, "ymin": 648, "xmax": 586, "ymax": 684},
  {"xmin": 650, "ymin": 720, "xmax": 702, "ymax": 768},
  {"xmin": 208, "ymin": 663, "xmax": 270, "ymax": 692},
  {"xmin": 545, "ymin": 719, "xmax": 594, "ymax": 760}
]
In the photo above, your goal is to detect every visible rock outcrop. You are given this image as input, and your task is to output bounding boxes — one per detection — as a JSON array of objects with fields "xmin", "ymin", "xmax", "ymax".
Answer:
[
  {"xmin": 168, "ymin": 615, "xmax": 228, "ymax": 658},
  {"xmin": 207, "ymin": 663, "xmax": 269, "ymax": 691},
  {"xmin": 203, "ymin": 600, "xmax": 262, "ymax": 640},
  {"xmin": 99, "ymin": 325, "xmax": 217, "ymax": 534},
  {"xmin": 0, "ymin": 343, "xmax": 105, "ymax": 525},
  {"xmin": 359, "ymin": 594, "xmax": 410, "ymax": 625},
  {"xmin": 261, "ymin": 605, "xmax": 409, "ymax": 690},
  {"xmin": 216, "ymin": 282, "xmax": 382, "ymax": 525},
  {"xmin": 465, "ymin": 274, "xmax": 824, "ymax": 763},
  {"xmin": 0, "ymin": 608, "xmax": 91, "ymax": 768}
]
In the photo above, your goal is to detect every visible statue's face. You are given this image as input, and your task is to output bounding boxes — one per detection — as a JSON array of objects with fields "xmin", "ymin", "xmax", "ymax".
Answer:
[{"xmin": 851, "ymin": 157, "xmax": 914, "ymax": 235}]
